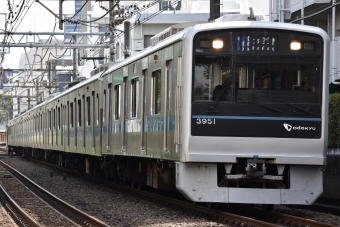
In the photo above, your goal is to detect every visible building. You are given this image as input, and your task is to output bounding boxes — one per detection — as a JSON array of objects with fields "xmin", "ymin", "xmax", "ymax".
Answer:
[
  {"xmin": 78, "ymin": 0, "xmax": 269, "ymax": 77},
  {"xmin": 1, "ymin": 0, "xmax": 270, "ymax": 118},
  {"xmin": 12, "ymin": 40, "xmax": 73, "ymax": 116},
  {"xmin": 269, "ymin": 0, "xmax": 340, "ymax": 86}
]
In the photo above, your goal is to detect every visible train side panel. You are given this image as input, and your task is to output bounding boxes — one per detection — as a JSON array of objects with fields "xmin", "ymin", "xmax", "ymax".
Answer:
[{"xmin": 126, "ymin": 60, "xmax": 142, "ymax": 156}]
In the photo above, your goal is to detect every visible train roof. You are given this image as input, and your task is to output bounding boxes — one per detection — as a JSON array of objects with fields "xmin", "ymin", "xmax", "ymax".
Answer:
[
  {"xmin": 8, "ymin": 21, "xmax": 330, "ymax": 125},
  {"xmin": 193, "ymin": 21, "xmax": 330, "ymax": 41}
]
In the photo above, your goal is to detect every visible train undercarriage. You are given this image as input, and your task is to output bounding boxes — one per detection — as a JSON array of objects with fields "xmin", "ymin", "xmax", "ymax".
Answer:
[
  {"xmin": 8, "ymin": 146, "xmax": 176, "ymax": 191},
  {"xmin": 8, "ymin": 146, "xmax": 323, "ymax": 206}
]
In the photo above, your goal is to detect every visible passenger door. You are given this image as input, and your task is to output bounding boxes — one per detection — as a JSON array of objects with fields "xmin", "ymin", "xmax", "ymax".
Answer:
[
  {"xmin": 122, "ymin": 77, "xmax": 127, "ymax": 151},
  {"xmin": 164, "ymin": 60, "xmax": 173, "ymax": 153}
]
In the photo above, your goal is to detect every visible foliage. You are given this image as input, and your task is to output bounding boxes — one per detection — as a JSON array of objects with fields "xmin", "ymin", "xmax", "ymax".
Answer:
[
  {"xmin": 328, "ymin": 92, "xmax": 340, "ymax": 147},
  {"xmin": 0, "ymin": 94, "xmax": 12, "ymax": 124}
]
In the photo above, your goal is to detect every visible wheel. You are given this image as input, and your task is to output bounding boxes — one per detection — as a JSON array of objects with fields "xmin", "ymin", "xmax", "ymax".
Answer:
[
  {"xmin": 262, "ymin": 204, "xmax": 274, "ymax": 211},
  {"xmin": 206, "ymin": 202, "xmax": 215, "ymax": 209},
  {"xmin": 137, "ymin": 181, "xmax": 143, "ymax": 190}
]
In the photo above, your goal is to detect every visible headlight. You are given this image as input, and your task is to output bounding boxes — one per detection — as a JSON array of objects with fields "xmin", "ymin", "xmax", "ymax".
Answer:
[
  {"xmin": 303, "ymin": 42, "xmax": 315, "ymax": 50},
  {"xmin": 212, "ymin": 40, "xmax": 224, "ymax": 49},
  {"xmin": 290, "ymin": 41, "xmax": 301, "ymax": 50}
]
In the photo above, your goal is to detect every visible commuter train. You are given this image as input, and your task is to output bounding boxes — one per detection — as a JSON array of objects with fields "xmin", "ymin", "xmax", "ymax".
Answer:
[{"xmin": 7, "ymin": 17, "xmax": 330, "ymax": 206}]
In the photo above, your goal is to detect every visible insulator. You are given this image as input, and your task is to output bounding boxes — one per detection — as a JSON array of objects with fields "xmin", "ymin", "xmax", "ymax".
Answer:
[
  {"xmin": 111, "ymin": 18, "xmax": 124, "ymax": 26},
  {"xmin": 111, "ymin": 8, "xmax": 124, "ymax": 16}
]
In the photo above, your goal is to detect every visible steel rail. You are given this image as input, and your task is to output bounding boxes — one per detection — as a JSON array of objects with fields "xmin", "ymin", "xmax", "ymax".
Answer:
[
  {"xmin": 28, "ymin": 158, "xmax": 281, "ymax": 227},
  {"xmin": 224, "ymin": 203, "xmax": 339, "ymax": 227},
  {"xmin": 267, "ymin": 210, "xmax": 337, "ymax": 227},
  {"xmin": 31, "ymin": 157, "xmax": 339, "ymax": 227},
  {"xmin": 0, "ymin": 160, "xmax": 109, "ymax": 227},
  {"xmin": 0, "ymin": 183, "xmax": 42, "ymax": 227}
]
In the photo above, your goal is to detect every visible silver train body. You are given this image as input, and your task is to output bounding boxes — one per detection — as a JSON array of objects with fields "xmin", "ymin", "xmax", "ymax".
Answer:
[{"xmin": 7, "ymin": 21, "xmax": 329, "ymax": 205}]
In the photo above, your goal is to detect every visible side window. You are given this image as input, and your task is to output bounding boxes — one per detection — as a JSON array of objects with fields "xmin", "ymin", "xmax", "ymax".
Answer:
[
  {"xmin": 131, "ymin": 78, "xmax": 139, "ymax": 118},
  {"xmin": 49, "ymin": 110, "xmax": 51, "ymax": 129},
  {"xmin": 97, "ymin": 93, "xmax": 99, "ymax": 125},
  {"xmin": 67, "ymin": 102, "xmax": 70, "ymax": 128},
  {"xmin": 78, "ymin": 99, "xmax": 82, "ymax": 127},
  {"xmin": 108, "ymin": 84, "xmax": 112, "ymax": 124},
  {"xmin": 114, "ymin": 84, "xmax": 121, "ymax": 120},
  {"xmin": 58, "ymin": 107, "xmax": 60, "ymax": 129},
  {"xmin": 107, "ymin": 84, "xmax": 112, "ymax": 148},
  {"xmin": 103, "ymin": 89, "xmax": 106, "ymax": 122},
  {"xmin": 72, "ymin": 99, "xmax": 78, "ymax": 127},
  {"xmin": 92, "ymin": 91, "xmax": 95, "ymax": 125},
  {"xmin": 70, "ymin": 102, "xmax": 74, "ymax": 127},
  {"xmin": 39, "ymin": 114, "xmax": 42, "ymax": 131},
  {"xmin": 53, "ymin": 108, "xmax": 56, "ymax": 129},
  {"xmin": 151, "ymin": 70, "xmax": 161, "ymax": 115},
  {"xmin": 87, "ymin": 96, "xmax": 91, "ymax": 126}
]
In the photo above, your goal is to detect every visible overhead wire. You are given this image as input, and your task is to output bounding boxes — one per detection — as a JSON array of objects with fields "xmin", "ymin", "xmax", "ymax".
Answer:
[
  {"xmin": 10, "ymin": 0, "xmax": 25, "ymax": 23},
  {"xmin": 1, "ymin": 0, "xmax": 39, "ymax": 103},
  {"xmin": 289, "ymin": 1, "xmax": 340, "ymax": 23},
  {"xmin": 78, "ymin": 0, "xmax": 181, "ymax": 65},
  {"xmin": 70, "ymin": 0, "xmax": 88, "ymax": 19},
  {"xmin": 2, "ymin": 0, "xmax": 180, "ymax": 104},
  {"xmin": 72, "ymin": 2, "xmax": 120, "ymax": 24},
  {"xmin": 1, "ymin": 0, "xmax": 34, "ymax": 67},
  {"xmin": 71, "ymin": 0, "xmax": 165, "ymax": 59}
]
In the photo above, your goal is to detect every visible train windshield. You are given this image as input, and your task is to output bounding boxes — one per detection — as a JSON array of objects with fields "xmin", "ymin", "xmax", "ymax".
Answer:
[
  {"xmin": 235, "ymin": 59, "xmax": 320, "ymax": 104},
  {"xmin": 193, "ymin": 29, "xmax": 323, "ymax": 104},
  {"xmin": 194, "ymin": 57, "xmax": 320, "ymax": 104},
  {"xmin": 191, "ymin": 29, "xmax": 324, "ymax": 138},
  {"xmin": 194, "ymin": 57, "xmax": 232, "ymax": 102}
]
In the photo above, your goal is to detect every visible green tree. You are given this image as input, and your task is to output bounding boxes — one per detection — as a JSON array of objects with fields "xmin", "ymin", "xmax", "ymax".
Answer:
[
  {"xmin": 328, "ymin": 92, "xmax": 340, "ymax": 147},
  {"xmin": 0, "ymin": 94, "xmax": 12, "ymax": 124}
]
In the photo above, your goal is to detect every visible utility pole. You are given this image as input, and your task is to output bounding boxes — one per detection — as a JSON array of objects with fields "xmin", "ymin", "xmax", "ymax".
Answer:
[
  {"xmin": 17, "ymin": 97, "xmax": 20, "ymax": 115},
  {"xmin": 209, "ymin": 0, "xmax": 220, "ymax": 22},
  {"xmin": 124, "ymin": 21, "xmax": 131, "ymax": 59},
  {"xmin": 109, "ymin": 0, "xmax": 115, "ymax": 62},
  {"xmin": 48, "ymin": 61, "xmax": 51, "ymax": 95},
  {"xmin": 35, "ymin": 79, "xmax": 39, "ymax": 105},
  {"xmin": 82, "ymin": 0, "xmax": 88, "ymax": 66},
  {"xmin": 27, "ymin": 89, "xmax": 30, "ymax": 110},
  {"xmin": 59, "ymin": 0, "xmax": 63, "ymax": 30},
  {"xmin": 301, "ymin": 0, "xmax": 304, "ymax": 25},
  {"xmin": 72, "ymin": 35, "xmax": 78, "ymax": 81}
]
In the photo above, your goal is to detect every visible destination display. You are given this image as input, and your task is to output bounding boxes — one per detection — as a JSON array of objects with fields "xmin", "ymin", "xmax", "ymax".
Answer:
[{"xmin": 235, "ymin": 35, "xmax": 278, "ymax": 52}]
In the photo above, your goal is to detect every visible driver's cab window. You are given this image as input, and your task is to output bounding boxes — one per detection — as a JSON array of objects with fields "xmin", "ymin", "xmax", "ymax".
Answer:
[
  {"xmin": 194, "ymin": 57, "xmax": 231, "ymax": 102},
  {"xmin": 235, "ymin": 62, "xmax": 320, "ymax": 103},
  {"xmin": 236, "ymin": 63, "xmax": 279, "ymax": 90}
]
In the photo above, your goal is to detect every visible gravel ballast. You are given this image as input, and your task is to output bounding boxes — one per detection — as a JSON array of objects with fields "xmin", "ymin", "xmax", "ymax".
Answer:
[
  {"xmin": 1, "ymin": 156, "xmax": 340, "ymax": 227},
  {"xmin": 0, "ymin": 157, "xmax": 230, "ymax": 227}
]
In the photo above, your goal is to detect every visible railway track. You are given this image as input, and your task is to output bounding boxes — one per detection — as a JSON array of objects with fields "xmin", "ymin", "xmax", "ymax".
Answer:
[
  {"xmin": 24, "ymin": 157, "xmax": 338, "ymax": 227},
  {"xmin": 0, "ymin": 182, "xmax": 41, "ymax": 227},
  {"xmin": 0, "ymin": 160, "xmax": 109, "ymax": 227}
]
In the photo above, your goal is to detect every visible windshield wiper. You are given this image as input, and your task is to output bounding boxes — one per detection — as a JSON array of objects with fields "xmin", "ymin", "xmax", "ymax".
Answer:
[
  {"xmin": 269, "ymin": 99, "xmax": 310, "ymax": 115},
  {"xmin": 238, "ymin": 101, "xmax": 283, "ymax": 114},
  {"xmin": 210, "ymin": 80, "xmax": 230, "ymax": 109}
]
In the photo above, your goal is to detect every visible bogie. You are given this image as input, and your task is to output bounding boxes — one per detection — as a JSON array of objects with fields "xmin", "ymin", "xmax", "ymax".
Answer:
[{"xmin": 7, "ymin": 19, "xmax": 329, "ymax": 205}]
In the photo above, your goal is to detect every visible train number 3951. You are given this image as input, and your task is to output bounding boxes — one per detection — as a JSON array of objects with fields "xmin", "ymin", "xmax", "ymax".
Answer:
[{"xmin": 196, "ymin": 118, "xmax": 216, "ymax": 124}]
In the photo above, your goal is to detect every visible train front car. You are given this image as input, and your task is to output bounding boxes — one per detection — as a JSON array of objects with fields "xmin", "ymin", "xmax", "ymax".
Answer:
[{"xmin": 176, "ymin": 22, "xmax": 329, "ymax": 205}]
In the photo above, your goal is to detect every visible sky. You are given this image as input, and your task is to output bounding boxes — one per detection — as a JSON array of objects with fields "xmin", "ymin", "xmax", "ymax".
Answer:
[
  {"xmin": 1, "ymin": 0, "xmax": 271, "ymax": 70},
  {"xmin": 0, "ymin": 0, "xmax": 75, "ymax": 69}
]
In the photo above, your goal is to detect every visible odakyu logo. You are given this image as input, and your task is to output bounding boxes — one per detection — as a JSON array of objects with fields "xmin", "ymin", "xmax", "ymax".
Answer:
[
  {"xmin": 283, "ymin": 123, "xmax": 316, "ymax": 131},
  {"xmin": 283, "ymin": 123, "xmax": 292, "ymax": 131}
]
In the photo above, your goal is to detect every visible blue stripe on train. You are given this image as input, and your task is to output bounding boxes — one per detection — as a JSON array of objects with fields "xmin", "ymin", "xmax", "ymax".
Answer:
[{"xmin": 192, "ymin": 115, "xmax": 321, "ymax": 121}]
